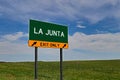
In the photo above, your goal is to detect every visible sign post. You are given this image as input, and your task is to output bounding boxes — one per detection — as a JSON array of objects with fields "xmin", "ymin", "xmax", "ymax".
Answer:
[
  {"xmin": 60, "ymin": 48, "xmax": 63, "ymax": 80},
  {"xmin": 28, "ymin": 19, "xmax": 68, "ymax": 80},
  {"xmin": 35, "ymin": 47, "xmax": 38, "ymax": 80}
]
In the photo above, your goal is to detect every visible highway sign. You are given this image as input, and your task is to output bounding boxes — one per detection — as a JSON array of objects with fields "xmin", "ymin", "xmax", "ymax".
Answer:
[{"xmin": 28, "ymin": 19, "xmax": 68, "ymax": 48}]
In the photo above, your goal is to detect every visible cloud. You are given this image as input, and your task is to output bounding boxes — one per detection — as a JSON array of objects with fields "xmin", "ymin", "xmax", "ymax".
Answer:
[
  {"xmin": 69, "ymin": 32, "xmax": 120, "ymax": 53},
  {"xmin": 0, "ymin": 41, "xmax": 31, "ymax": 54},
  {"xmin": 96, "ymin": 29, "xmax": 109, "ymax": 34},
  {"xmin": 1, "ymin": 31, "xmax": 120, "ymax": 54},
  {"xmin": 0, "ymin": 31, "xmax": 120, "ymax": 61},
  {"xmin": 77, "ymin": 24, "xmax": 86, "ymax": 28},
  {"xmin": 0, "ymin": 0, "xmax": 120, "ymax": 23},
  {"xmin": 2, "ymin": 32, "xmax": 28, "ymax": 41}
]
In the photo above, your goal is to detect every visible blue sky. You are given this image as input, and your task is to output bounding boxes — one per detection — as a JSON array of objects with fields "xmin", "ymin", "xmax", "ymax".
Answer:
[{"xmin": 0, "ymin": 0, "xmax": 120, "ymax": 62}]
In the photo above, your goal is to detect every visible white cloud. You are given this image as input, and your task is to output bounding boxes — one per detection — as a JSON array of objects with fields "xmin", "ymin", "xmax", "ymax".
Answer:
[
  {"xmin": 0, "ymin": 32, "xmax": 120, "ymax": 61},
  {"xmin": 96, "ymin": 29, "xmax": 109, "ymax": 34},
  {"xmin": 77, "ymin": 24, "xmax": 86, "ymax": 28},
  {"xmin": 69, "ymin": 32, "xmax": 120, "ymax": 53},
  {"xmin": 0, "ymin": 41, "xmax": 31, "ymax": 54},
  {"xmin": 2, "ymin": 32, "xmax": 28, "ymax": 41},
  {"xmin": 0, "ymin": 0, "xmax": 120, "ymax": 23},
  {"xmin": 1, "ymin": 31, "xmax": 120, "ymax": 54}
]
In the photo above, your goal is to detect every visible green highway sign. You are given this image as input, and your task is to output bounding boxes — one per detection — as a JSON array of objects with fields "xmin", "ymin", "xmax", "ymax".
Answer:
[{"xmin": 28, "ymin": 19, "xmax": 68, "ymax": 48}]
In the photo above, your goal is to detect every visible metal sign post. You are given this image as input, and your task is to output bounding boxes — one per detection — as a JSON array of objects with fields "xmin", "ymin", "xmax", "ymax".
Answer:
[
  {"xmin": 35, "ymin": 47, "xmax": 38, "ymax": 80},
  {"xmin": 60, "ymin": 48, "xmax": 63, "ymax": 80}
]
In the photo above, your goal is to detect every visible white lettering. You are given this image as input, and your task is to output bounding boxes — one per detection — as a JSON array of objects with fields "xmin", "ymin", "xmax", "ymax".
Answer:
[
  {"xmin": 45, "ymin": 30, "xmax": 64, "ymax": 37},
  {"xmin": 34, "ymin": 27, "xmax": 43, "ymax": 35},
  {"xmin": 33, "ymin": 27, "xmax": 65, "ymax": 37},
  {"xmin": 45, "ymin": 30, "xmax": 50, "ymax": 36},
  {"xmin": 61, "ymin": 32, "xmax": 64, "ymax": 37},
  {"xmin": 53, "ymin": 30, "xmax": 58, "ymax": 36}
]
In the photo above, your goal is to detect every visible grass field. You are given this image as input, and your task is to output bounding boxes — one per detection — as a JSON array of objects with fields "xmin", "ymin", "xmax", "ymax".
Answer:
[{"xmin": 0, "ymin": 60, "xmax": 120, "ymax": 80}]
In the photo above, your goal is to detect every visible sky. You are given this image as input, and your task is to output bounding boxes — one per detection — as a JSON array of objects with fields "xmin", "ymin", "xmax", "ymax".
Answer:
[{"xmin": 0, "ymin": 0, "xmax": 120, "ymax": 62}]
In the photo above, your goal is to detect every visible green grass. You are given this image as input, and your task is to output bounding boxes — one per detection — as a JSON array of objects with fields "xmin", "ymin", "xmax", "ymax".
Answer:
[{"xmin": 0, "ymin": 60, "xmax": 120, "ymax": 80}]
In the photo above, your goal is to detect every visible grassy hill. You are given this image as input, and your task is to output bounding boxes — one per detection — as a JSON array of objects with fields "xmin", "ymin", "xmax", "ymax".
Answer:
[{"xmin": 0, "ymin": 60, "xmax": 120, "ymax": 80}]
